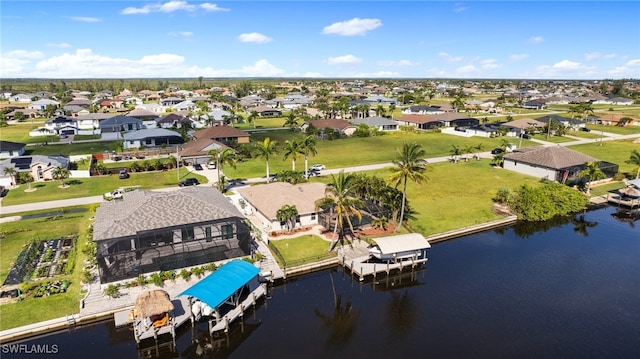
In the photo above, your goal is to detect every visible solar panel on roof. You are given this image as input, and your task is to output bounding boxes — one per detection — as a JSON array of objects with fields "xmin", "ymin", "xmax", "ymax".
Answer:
[{"xmin": 10, "ymin": 157, "xmax": 32, "ymax": 170}]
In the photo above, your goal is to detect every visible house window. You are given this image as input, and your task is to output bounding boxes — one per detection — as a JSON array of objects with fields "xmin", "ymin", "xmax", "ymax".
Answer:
[
  {"xmin": 221, "ymin": 224, "xmax": 234, "ymax": 240},
  {"xmin": 181, "ymin": 228, "xmax": 194, "ymax": 241},
  {"xmin": 311, "ymin": 212, "xmax": 316, "ymax": 221},
  {"xmin": 145, "ymin": 139, "xmax": 152, "ymax": 145},
  {"xmin": 205, "ymin": 227, "xmax": 212, "ymax": 242}
]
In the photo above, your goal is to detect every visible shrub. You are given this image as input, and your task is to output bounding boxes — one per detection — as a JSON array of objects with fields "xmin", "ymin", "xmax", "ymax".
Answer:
[
  {"xmin": 493, "ymin": 187, "xmax": 512, "ymax": 204},
  {"xmin": 104, "ymin": 284, "xmax": 120, "ymax": 298},
  {"xmin": 150, "ymin": 272, "xmax": 164, "ymax": 287},
  {"xmin": 136, "ymin": 274, "xmax": 147, "ymax": 287},
  {"xmin": 180, "ymin": 268, "xmax": 192, "ymax": 281},
  {"xmin": 508, "ymin": 182, "xmax": 588, "ymax": 221},
  {"xmin": 81, "ymin": 269, "xmax": 93, "ymax": 283},
  {"xmin": 191, "ymin": 267, "xmax": 205, "ymax": 278}
]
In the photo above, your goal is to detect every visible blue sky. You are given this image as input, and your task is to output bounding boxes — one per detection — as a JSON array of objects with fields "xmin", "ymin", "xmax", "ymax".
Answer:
[{"xmin": 1, "ymin": 1, "xmax": 639, "ymax": 79}]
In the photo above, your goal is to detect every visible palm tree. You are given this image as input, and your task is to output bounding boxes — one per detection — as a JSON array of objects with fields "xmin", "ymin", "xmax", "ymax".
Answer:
[
  {"xmin": 316, "ymin": 171, "xmax": 363, "ymax": 250},
  {"xmin": 282, "ymin": 139, "xmax": 303, "ymax": 171},
  {"xmin": 388, "ymin": 103, "xmax": 396, "ymax": 119},
  {"xmin": 248, "ymin": 110, "xmax": 258, "ymax": 129},
  {"xmin": 314, "ymin": 270, "xmax": 360, "ymax": 345},
  {"xmin": 300, "ymin": 135, "xmax": 318, "ymax": 179},
  {"xmin": 387, "ymin": 142, "xmax": 429, "ymax": 232},
  {"xmin": 625, "ymin": 149, "xmax": 640, "ymax": 179},
  {"xmin": 276, "ymin": 204, "xmax": 299, "ymax": 232},
  {"xmin": 578, "ymin": 162, "xmax": 606, "ymax": 195},
  {"xmin": 253, "ymin": 137, "xmax": 278, "ymax": 183},
  {"xmin": 19, "ymin": 171, "xmax": 34, "ymax": 191},
  {"xmin": 52, "ymin": 166, "xmax": 71, "ymax": 187},
  {"xmin": 3, "ymin": 167, "xmax": 17, "ymax": 186},
  {"xmin": 283, "ymin": 112, "xmax": 300, "ymax": 131},
  {"xmin": 209, "ymin": 148, "xmax": 238, "ymax": 189}
]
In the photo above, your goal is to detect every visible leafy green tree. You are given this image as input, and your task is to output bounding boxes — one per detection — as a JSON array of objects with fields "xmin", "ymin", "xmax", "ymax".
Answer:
[
  {"xmin": 625, "ymin": 149, "xmax": 640, "ymax": 179},
  {"xmin": 578, "ymin": 162, "xmax": 606, "ymax": 195},
  {"xmin": 316, "ymin": 171, "xmax": 363, "ymax": 250},
  {"xmin": 387, "ymin": 142, "xmax": 429, "ymax": 232},
  {"xmin": 3, "ymin": 167, "xmax": 17, "ymax": 186},
  {"xmin": 19, "ymin": 171, "xmax": 34, "ymax": 190},
  {"xmin": 507, "ymin": 182, "xmax": 588, "ymax": 221},
  {"xmin": 276, "ymin": 204, "xmax": 299, "ymax": 231},
  {"xmin": 253, "ymin": 137, "xmax": 279, "ymax": 183}
]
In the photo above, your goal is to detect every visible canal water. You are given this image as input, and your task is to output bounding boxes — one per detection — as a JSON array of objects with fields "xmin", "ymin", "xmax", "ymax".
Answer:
[{"xmin": 3, "ymin": 205, "xmax": 639, "ymax": 358}]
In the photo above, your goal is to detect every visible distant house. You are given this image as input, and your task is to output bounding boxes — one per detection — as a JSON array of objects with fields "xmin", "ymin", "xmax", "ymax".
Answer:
[
  {"xmin": 156, "ymin": 113, "xmax": 191, "ymax": 129},
  {"xmin": 122, "ymin": 128, "xmax": 184, "ymax": 150},
  {"xmin": 503, "ymin": 146, "xmax": 617, "ymax": 183},
  {"xmin": 126, "ymin": 108, "xmax": 159, "ymax": 121},
  {"xmin": 0, "ymin": 155, "xmax": 69, "ymax": 187},
  {"xmin": 301, "ymin": 119, "xmax": 357, "ymax": 136},
  {"xmin": 28, "ymin": 99, "xmax": 59, "ymax": 111},
  {"xmin": 0, "ymin": 140, "xmax": 26, "ymax": 159},
  {"xmin": 465, "ymin": 123, "xmax": 520, "ymax": 138},
  {"xmin": 236, "ymin": 182, "xmax": 327, "ymax": 231},
  {"xmin": 180, "ymin": 126, "xmax": 250, "ymax": 163},
  {"xmin": 522, "ymin": 99, "xmax": 546, "ymax": 110},
  {"xmin": 45, "ymin": 116, "xmax": 78, "ymax": 135},
  {"xmin": 92, "ymin": 187, "xmax": 252, "ymax": 284},
  {"xmin": 351, "ymin": 116, "xmax": 398, "ymax": 131},
  {"xmin": 363, "ymin": 95, "xmax": 397, "ymax": 105},
  {"xmin": 401, "ymin": 105, "xmax": 444, "ymax": 115},
  {"xmin": 253, "ymin": 106, "xmax": 282, "ymax": 117},
  {"xmin": 430, "ymin": 112, "xmax": 479, "ymax": 128},
  {"xmin": 395, "ymin": 114, "xmax": 443, "ymax": 130},
  {"xmin": 10, "ymin": 94, "xmax": 33, "ymax": 103},
  {"xmin": 536, "ymin": 114, "xmax": 586, "ymax": 130},
  {"xmin": 100, "ymin": 115, "xmax": 144, "ymax": 140},
  {"xmin": 160, "ymin": 97, "xmax": 184, "ymax": 106}
]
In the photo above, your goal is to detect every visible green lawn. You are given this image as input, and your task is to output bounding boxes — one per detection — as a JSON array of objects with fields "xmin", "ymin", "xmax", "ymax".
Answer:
[
  {"xmin": 1, "ymin": 121, "xmax": 49, "ymax": 143},
  {"xmin": 268, "ymin": 235, "xmax": 336, "ymax": 266},
  {"xmin": 1, "ymin": 169, "xmax": 209, "ymax": 206},
  {"xmin": 0, "ymin": 205, "xmax": 94, "ymax": 331},
  {"xmin": 26, "ymin": 141, "xmax": 121, "ymax": 156},
  {"xmin": 224, "ymin": 130, "xmax": 537, "ymax": 179},
  {"xmin": 532, "ymin": 134, "xmax": 575, "ymax": 143},
  {"xmin": 568, "ymin": 139, "xmax": 640, "ymax": 177},
  {"xmin": 586, "ymin": 123, "xmax": 640, "ymax": 136}
]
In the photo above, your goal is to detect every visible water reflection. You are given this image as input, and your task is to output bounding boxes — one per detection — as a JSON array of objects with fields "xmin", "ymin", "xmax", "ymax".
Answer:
[{"xmin": 313, "ymin": 270, "xmax": 360, "ymax": 346}]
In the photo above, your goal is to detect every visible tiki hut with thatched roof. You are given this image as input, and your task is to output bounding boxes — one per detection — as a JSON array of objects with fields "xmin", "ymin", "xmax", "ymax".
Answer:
[{"xmin": 132, "ymin": 289, "xmax": 176, "ymax": 344}]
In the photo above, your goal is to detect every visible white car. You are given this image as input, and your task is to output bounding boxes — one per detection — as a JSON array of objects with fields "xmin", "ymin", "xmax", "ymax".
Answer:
[
  {"xmin": 103, "ymin": 189, "xmax": 124, "ymax": 200},
  {"xmin": 207, "ymin": 161, "xmax": 217, "ymax": 170},
  {"xmin": 310, "ymin": 164, "xmax": 325, "ymax": 171}
]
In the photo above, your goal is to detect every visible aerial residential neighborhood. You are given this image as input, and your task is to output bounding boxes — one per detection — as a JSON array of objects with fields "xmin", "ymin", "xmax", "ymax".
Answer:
[{"xmin": 1, "ymin": 0, "xmax": 639, "ymax": 356}]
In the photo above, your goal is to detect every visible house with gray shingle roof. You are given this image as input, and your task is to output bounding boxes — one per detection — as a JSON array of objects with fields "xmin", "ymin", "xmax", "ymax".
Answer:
[
  {"xmin": 93, "ymin": 186, "xmax": 252, "ymax": 284},
  {"xmin": 122, "ymin": 128, "xmax": 183, "ymax": 150},
  {"xmin": 351, "ymin": 116, "xmax": 398, "ymax": 131},
  {"xmin": 502, "ymin": 146, "xmax": 617, "ymax": 183}
]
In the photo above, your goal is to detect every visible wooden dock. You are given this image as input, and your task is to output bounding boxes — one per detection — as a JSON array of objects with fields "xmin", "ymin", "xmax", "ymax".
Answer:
[
  {"xmin": 113, "ymin": 296, "xmax": 192, "ymax": 343},
  {"xmin": 209, "ymin": 283, "xmax": 267, "ymax": 334},
  {"xmin": 340, "ymin": 255, "xmax": 428, "ymax": 281}
]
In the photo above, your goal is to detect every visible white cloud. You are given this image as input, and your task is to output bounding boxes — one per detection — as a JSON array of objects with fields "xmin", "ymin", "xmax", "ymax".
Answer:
[
  {"xmin": 585, "ymin": 52, "xmax": 618, "ymax": 61},
  {"xmin": 238, "ymin": 32, "xmax": 273, "ymax": 44},
  {"xmin": 352, "ymin": 71, "xmax": 400, "ymax": 78},
  {"xmin": 46, "ymin": 43, "xmax": 72, "ymax": 48},
  {"xmin": 322, "ymin": 18, "xmax": 382, "ymax": 36},
  {"xmin": 608, "ymin": 58, "xmax": 640, "ymax": 77},
  {"xmin": 69, "ymin": 16, "xmax": 102, "ymax": 23},
  {"xmin": 438, "ymin": 52, "xmax": 463, "ymax": 63},
  {"xmin": 481, "ymin": 59, "xmax": 500, "ymax": 70},
  {"xmin": 454, "ymin": 65, "xmax": 479, "ymax": 75},
  {"xmin": 121, "ymin": 1, "xmax": 229, "ymax": 15},
  {"xmin": 454, "ymin": 4, "xmax": 470, "ymax": 13},
  {"xmin": 0, "ymin": 49, "xmax": 291, "ymax": 78},
  {"xmin": 169, "ymin": 31, "xmax": 193, "ymax": 38},
  {"xmin": 535, "ymin": 59, "xmax": 598, "ymax": 79},
  {"xmin": 326, "ymin": 55, "xmax": 362, "ymax": 65},
  {"xmin": 509, "ymin": 54, "xmax": 529, "ymax": 61},
  {"xmin": 527, "ymin": 36, "xmax": 544, "ymax": 44},
  {"xmin": 377, "ymin": 60, "xmax": 419, "ymax": 66},
  {"xmin": 5, "ymin": 50, "xmax": 44, "ymax": 59}
]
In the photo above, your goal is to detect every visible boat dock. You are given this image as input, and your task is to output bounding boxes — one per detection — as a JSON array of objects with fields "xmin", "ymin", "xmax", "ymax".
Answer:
[
  {"xmin": 340, "ymin": 255, "xmax": 428, "ymax": 281},
  {"xmin": 209, "ymin": 283, "xmax": 267, "ymax": 333},
  {"xmin": 113, "ymin": 295, "xmax": 192, "ymax": 342}
]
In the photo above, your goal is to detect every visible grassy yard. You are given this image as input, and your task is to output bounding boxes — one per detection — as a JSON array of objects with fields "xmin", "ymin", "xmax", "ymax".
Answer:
[
  {"xmin": 1, "ymin": 121, "xmax": 50, "ymax": 144},
  {"xmin": 1, "ymin": 169, "xmax": 208, "ymax": 206},
  {"xmin": 25, "ymin": 141, "xmax": 121, "ymax": 156},
  {"xmin": 0, "ymin": 205, "xmax": 94, "ymax": 331},
  {"xmin": 568, "ymin": 139, "xmax": 640, "ymax": 177},
  {"xmin": 585, "ymin": 123, "xmax": 640, "ymax": 136},
  {"xmin": 268, "ymin": 235, "xmax": 336, "ymax": 267},
  {"xmin": 224, "ymin": 130, "xmax": 537, "ymax": 179}
]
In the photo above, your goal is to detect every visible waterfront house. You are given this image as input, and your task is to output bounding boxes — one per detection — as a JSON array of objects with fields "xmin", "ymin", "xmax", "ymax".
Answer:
[{"xmin": 92, "ymin": 187, "xmax": 252, "ymax": 284}]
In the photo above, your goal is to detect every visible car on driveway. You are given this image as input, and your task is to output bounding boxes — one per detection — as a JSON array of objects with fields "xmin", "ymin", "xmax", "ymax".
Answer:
[
  {"xmin": 118, "ymin": 169, "xmax": 129, "ymax": 179},
  {"xmin": 179, "ymin": 178, "xmax": 200, "ymax": 187},
  {"xmin": 580, "ymin": 127, "xmax": 591, "ymax": 132},
  {"xmin": 310, "ymin": 164, "xmax": 325, "ymax": 171},
  {"xmin": 194, "ymin": 163, "xmax": 203, "ymax": 171},
  {"xmin": 207, "ymin": 161, "xmax": 216, "ymax": 170},
  {"xmin": 491, "ymin": 148, "xmax": 504, "ymax": 155}
]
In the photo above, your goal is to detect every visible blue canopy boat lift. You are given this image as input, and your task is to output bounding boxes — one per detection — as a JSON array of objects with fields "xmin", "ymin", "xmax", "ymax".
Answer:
[{"xmin": 179, "ymin": 260, "xmax": 267, "ymax": 334}]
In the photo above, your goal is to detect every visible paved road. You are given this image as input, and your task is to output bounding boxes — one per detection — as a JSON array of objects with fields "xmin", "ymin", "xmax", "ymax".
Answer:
[{"xmin": 1, "ymin": 132, "xmax": 638, "ymax": 216}]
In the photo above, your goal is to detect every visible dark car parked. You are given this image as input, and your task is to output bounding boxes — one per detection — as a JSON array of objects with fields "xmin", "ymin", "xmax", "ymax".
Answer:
[
  {"xmin": 580, "ymin": 127, "xmax": 591, "ymax": 132},
  {"xmin": 194, "ymin": 163, "xmax": 203, "ymax": 171},
  {"xmin": 179, "ymin": 178, "xmax": 200, "ymax": 187},
  {"xmin": 491, "ymin": 148, "xmax": 504, "ymax": 155},
  {"xmin": 118, "ymin": 169, "xmax": 129, "ymax": 179}
]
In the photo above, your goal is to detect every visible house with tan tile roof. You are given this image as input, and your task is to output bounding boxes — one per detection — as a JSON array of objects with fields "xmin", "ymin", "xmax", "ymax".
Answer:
[
  {"xmin": 395, "ymin": 114, "xmax": 444, "ymax": 130},
  {"xmin": 236, "ymin": 182, "xmax": 326, "ymax": 232},
  {"xmin": 179, "ymin": 126, "xmax": 250, "ymax": 164}
]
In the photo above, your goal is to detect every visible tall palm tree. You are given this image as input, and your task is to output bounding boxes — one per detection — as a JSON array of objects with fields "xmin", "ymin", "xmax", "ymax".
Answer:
[
  {"xmin": 52, "ymin": 166, "xmax": 70, "ymax": 187},
  {"xmin": 248, "ymin": 110, "xmax": 258, "ymax": 129},
  {"xmin": 282, "ymin": 139, "xmax": 303, "ymax": 171},
  {"xmin": 316, "ymin": 171, "xmax": 363, "ymax": 250},
  {"xmin": 300, "ymin": 135, "xmax": 318, "ymax": 179},
  {"xmin": 449, "ymin": 145, "xmax": 462, "ymax": 163},
  {"xmin": 253, "ymin": 137, "xmax": 278, "ymax": 183},
  {"xmin": 3, "ymin": 167, "xmax": 17, "ymax": 186},
  {"xmin": 209, "ymin": 148, "xmax": 238, "ymax": 190},
  {"xmin": 625, "ymin": 149, "xmax": 640, "ymax": 179},
  {"xmin": 578, "ymin": 161, "xmax": 606, "ymax": 195},
  {"xmin": 283, "ymin": 112, "xmax": 300, "ymax": 130},
  {"xmin": 387, "ymin": 142, "xmax": 429, "ymax": 232},
  {"xmin": 19, "ymin": 172, "xmax": 34, "ymax": 191}
]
